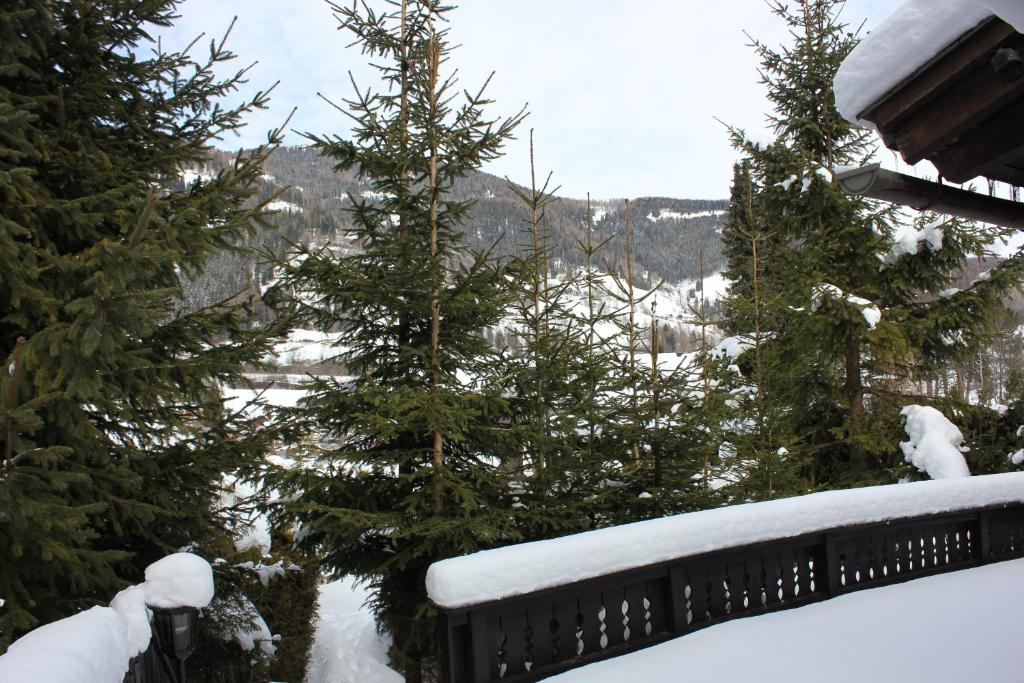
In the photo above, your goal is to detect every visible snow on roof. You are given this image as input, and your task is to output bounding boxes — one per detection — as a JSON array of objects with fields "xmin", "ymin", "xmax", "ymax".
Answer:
[
  {"xmin": 426, "ymin": 472, "xmax": 1024, "ymax": 609},
  {"xmin": 834, "ymin": 0, "xmax": 992, "ymax": 126}
]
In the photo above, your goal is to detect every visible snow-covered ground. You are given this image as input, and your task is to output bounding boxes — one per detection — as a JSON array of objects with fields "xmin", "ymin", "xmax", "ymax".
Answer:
[
  {"xmin": 551, "ymin": 557, "xmax": 1024, "ymax": 682},
  {"xmin": 306, "ymin": 578, "xmax": 401, "ymax": 683},
  {"xmin": 493, "ymin": 269, "xmax": 728, "ymax": 349},
  {"xmin": 265, "ymin": 329, "xmax": 347, "ymax": 367}
]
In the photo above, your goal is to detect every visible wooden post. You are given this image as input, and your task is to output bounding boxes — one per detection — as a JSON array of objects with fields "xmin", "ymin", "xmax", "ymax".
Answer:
[
  {"xmin": 824, "ymin": 532, "xmax": 842, "ymax": 595},
  {"xmin": 469, "ymin": 610, "xmax": 491, "ymax": 683},
  {"xmin": 667, "ymin": 565, "xmax": 686, "ymax": 634},
  {"xmin": 978, "ymin": 511, "xmax": 991, "ymax": 565}
]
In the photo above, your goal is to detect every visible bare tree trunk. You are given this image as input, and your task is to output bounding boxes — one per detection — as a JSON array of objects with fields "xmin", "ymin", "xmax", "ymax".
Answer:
[
  {"xmin": 699, "ymin": 248, "xmax": 711, "ymax": 490},
  {"xmin": 426, "ymin": 32, "xmax": 443, "ymax": 518},
  {"xmin": 585, "ymin": 194, "xmax": 597, "ymax": 462},
  {"xmin": 624, "ymin": 200, "xmax": 641, "ymax": 464},
  {"xmin": 4, "ymin": 337, "xmax": 25, "ymax": 480},
  {"xmin": 650, "ymin": 300, "xmax": 662, "ymax": 487},
  {"xmin": 528, "ymin": 132, "xmax": 546, "ymax": 472}
]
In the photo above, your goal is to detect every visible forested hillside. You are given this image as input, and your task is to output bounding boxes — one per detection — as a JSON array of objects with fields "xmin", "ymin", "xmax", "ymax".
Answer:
[{"xmin": 181, "ymin": 146, "xmax": 728, "ymax": 316}]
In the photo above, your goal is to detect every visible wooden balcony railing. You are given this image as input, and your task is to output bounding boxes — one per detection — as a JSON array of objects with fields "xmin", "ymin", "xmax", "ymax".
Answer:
[{"xmin": 436, "ymin": 502, "xmax": 1024, "ymax": 682}]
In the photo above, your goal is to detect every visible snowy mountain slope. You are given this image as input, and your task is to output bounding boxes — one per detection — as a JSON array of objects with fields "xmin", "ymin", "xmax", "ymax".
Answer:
[{"xmin": 179, "ymin": 146, "xmax": 730, "ymax": 323}]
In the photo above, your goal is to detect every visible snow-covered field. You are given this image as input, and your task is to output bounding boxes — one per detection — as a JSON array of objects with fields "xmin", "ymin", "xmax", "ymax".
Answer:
[{"xmin": 551, "ymin": 557, "xmax": 1024, "ymax": 682}]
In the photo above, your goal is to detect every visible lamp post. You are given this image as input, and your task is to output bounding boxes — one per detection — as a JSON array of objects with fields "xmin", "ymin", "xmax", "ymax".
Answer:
[{"xmin": 149, "ymin": 605, "xmax": 200, "ymax": 683}]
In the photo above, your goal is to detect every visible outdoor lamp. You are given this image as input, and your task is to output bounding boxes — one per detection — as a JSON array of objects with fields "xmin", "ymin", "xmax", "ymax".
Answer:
[{"xmin": 150, "ymin": 605, "xmax": 200, "ymax": 682}]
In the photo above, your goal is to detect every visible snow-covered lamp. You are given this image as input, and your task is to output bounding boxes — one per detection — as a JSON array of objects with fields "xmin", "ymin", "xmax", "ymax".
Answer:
[
  {"xmin": 151, "ymin": 605, "xmax": 199, "ymax": 660},
  {"xmin": 142, "ymin": 552, "xmax": 216, "ymax": 683}
]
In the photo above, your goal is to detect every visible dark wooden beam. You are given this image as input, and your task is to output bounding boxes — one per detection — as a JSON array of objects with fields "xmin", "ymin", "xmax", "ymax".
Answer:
[
  {"xmin": 866, "ymin": 18, "xmax": 1016, "ymax": 131},
  {"xmin": 928, "ymin": 95, "xmax": 1024, "ymax": 183},
  {"xmin": 892, "ymin": 37, "xmax": 1024, "ymax": 165},
  {"xmin": 835, "ymin": 163, "xmax": 1024, "ymax": 229}
]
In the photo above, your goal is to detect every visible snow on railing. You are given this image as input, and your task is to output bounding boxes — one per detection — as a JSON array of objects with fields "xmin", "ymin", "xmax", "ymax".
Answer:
[
  {"xmin": 428, "ymin": 473, "xmax": 1024, "ymax": 683},
  {"xmin": 0, "ymin": 553, "xmax": 214, "ymax": 683}
]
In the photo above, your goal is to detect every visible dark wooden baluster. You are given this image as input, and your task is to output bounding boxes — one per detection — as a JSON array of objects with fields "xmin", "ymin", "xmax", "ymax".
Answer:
[
  {"xmin": 549, "ymin": 609, "xmax": 560, "ymax": 661},
  {"xmin": 881, "ymin": 534, "xmax": 890, "ymax": 578},
  {"xmin": 574, "ymin": 599, "xmax": 585, "ymax": 657},
  {"xmin": 742, "ymin": 562, "xmax": 752, "ymax": 610},
  {"xmin": 643, "ymin": 583, "xmax": 653, "ymax": 637},
  {"xmin": 684, "ymin": 579, "xmax": 694, "ymax": 626},
  {"xmin": 723, "ymin": 569, "xmax": 733, "ymax": 615},
  {"xmin": 704, "ymin": 573, "xmax": 714, "ymax": 621},
  {"xmin": 759, "ymin": 560, "xmax": 769, "ymax": 608},
  {"xmin": 523, "ymin": 613, "xmax": 534, "ymax": 672},
  {"xmin": 620, "ymin": 588, "xmax": 631, "ymax": 643},
  {"xmin": 497, "ymin": 616, "xmax": 509, "ymax": 679}
]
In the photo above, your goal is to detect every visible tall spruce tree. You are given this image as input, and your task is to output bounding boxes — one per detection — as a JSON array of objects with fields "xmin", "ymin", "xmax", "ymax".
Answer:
[
  {"xmin": 271, "ymin": 2, "xmax": 526, "ymax": 679},
  {"xmin": 0, "ymin": 0, "xmax": 285, "ymax": 647},
  {"xmin": 722, "ymin": 0, "xmax": 1024, "ymax": 489},
  {"xmin": 498, "ymin": 132, "xmax": 602, "ymax": 539}
]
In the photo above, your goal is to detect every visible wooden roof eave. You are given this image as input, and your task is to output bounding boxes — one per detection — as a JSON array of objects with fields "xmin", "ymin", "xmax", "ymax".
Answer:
[{"xmin": 856, "ymin": 16, "xmax": 1024, "ymax": 186}]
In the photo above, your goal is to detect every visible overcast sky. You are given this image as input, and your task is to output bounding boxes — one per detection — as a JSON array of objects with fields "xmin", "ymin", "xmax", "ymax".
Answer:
[{"xmin": 157, "ymin": 0, "xmax": 901, "ymax": 200}]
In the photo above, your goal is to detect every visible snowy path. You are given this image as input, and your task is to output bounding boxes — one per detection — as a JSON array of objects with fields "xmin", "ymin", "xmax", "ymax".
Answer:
[
  {"xmin": 551, "ymin": 558, "xmax": 1024, "ymax": 682},
  {"xmin": 306, "ymin": 578, "xmax": 401, "ymax": 683}
]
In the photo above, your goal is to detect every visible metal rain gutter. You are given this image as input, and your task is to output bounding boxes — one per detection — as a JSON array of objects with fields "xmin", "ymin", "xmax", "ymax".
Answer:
[{"xmin": 834, "ymin": 163, "xmax": 1024, "ymax": 229}]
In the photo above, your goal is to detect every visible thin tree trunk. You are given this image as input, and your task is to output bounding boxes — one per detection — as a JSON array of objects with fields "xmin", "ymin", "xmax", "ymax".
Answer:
[
  {"xmin": 585, "ymin": 194, "xmax": 597, "ymax": 462},
  {"xmin": 699, "ymin": 248, "xmax": 711, "ymax": 490},
  {"xmin": 528, "ymin": 131, "xmax": 547, "ymax": 472},
  {"xmin": 4, "ymin": 337, "xmax": 25, "ymax": 479},
  {"xmin": 426, "ymin": 32, "xmax": 444, "ymax": 517},
  {"xmin": 650, "ymin": 300, "xmax": 661, "ymax": 487},
  {"xmin": 624, "ymin": 200, "xmax": 641, "ymax": 464}
]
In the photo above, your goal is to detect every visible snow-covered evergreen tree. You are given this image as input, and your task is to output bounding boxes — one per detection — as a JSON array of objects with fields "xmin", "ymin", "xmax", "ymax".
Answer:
[
  {"xmin": 722, "ymin": 0, "xmax": 1024, "ymax": 489},
  {"xmin": 270, "ymin": 2, "xmax": 527, "ymax": 679},
  {"xmin": 0, "ymin": 0, "xmax": 287, "ymax": 648}
]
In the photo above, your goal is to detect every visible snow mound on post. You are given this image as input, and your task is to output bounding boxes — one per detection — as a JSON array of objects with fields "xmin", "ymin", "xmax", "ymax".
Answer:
[
  {"xmin": 0, "ymin": 553, "xmax": 214, "ymax": 683},
  {"xmin": 143, "ymin": 552, "xmax": 215, "ymax": 609},
  {"xmin": 834, "ymin": 0, "xmax": 991, "ymax": 126},
  {"xmin": 426, "ymin": 473, "xmax": 1024, "ymax": 609},
  {"xmin": 900, "ymin": 405, "xmax": 971, "ymax": 479}
]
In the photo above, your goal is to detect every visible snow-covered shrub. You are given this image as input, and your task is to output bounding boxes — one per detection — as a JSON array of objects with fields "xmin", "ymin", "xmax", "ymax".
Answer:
[
  {"xmin": 899, "ymin": 405, "xmax": 970, "ymax": 479},
  {"xmin": 188, "ymin": 534, "xmax": 317, "ymax": 682}
]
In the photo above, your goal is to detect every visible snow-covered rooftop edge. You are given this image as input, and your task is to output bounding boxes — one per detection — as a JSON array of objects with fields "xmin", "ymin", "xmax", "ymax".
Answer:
[
  {"xmin": 834, "ymin": 0, "xmax": 996, "ymax": 126},
  {"xmin": 426, "ymin": 473, "xmax": 1024, "ymax": 609}
]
